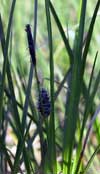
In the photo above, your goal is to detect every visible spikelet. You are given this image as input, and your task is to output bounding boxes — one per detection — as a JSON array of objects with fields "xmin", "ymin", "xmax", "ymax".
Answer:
[
  {"xmin": 25, "ymin": 24, "xmax": 36, "ymax": 66},
  {"xmin": 37, "ymin": 88, "xmax": 51, "ymax": 118}
]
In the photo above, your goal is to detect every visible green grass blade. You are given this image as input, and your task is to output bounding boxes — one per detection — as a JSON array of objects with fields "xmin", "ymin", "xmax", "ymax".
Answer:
[
  {"xmin": 73, "ymin": 52, "xmax": 98, "ymax": 171},
  {"xmin": 12, "ymin": 121, "xmax": 32, "ymax": 174},
  {"xmin": 75, "ymin": 105, "xmax": 100, "ymax": 173},
  {"xmin": 74, "ymin": 70, "xmax": 100, "ymax": 174},
  {"xmin": 21, "ymin": 66, "xmax": 34, "ymax": 133},
  {"xmin": 54, "ymin": 68, "xmax": 71, "ymax": 101},
  {"xmin": 82, "ymin": 70, "xmax": 100, "ymax": 138},
  {"xmin": 82, "ymin": 0, "xmax": 100, "ymax": 76},
  {"xmin": 72, "ymin": 1, "xmax": 100, "ymax": 171},
  {"xmin": 73, "ymin": 0, "xmax": 87, "ymax": 61},
  {"xmin": 0, "ymin": 0, "xmax": 16, "ymax": 121},
  {"xmin": 55, "ymin": 51, "xmax": 97, "ymax": 103},
  {"xmin": 49, "ymin": 0, "xmax": 74, "ymax": 65},
  {"xmin": 88, "ymin": 51, "xmax": 98, "ymax": 93},
  {"xmin": 17, "ymin": 67, "xmax": 38, "ymax": 124},
  {"xmin": 0, "ymin": 15, "xmax": 21, "ymax": 133},
  {"xmin": 72, "ymin": 50, "xmax": 99, "ymax": 173},
  {"xmin": 13, "ymin": 1, "xmax": 38, "ymax": 172},
  {"xmin": 62, "ymin": 0, "xmax": 87, "ymax": 173},
  {"xmin": 82, "ymin": 144, "xmax": 100, "ymax": 174},
  {"xmin": 45, "ymin": 1, "xmax": 57, "ymax": 173}
]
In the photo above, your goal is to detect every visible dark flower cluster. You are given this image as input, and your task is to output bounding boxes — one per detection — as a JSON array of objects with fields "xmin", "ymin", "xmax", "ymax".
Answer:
[{"xmin": 37, "ymin": 88, "xmax": 51, "ymax": 118}]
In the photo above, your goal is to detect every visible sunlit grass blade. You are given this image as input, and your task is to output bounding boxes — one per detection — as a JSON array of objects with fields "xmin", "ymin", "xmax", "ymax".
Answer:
[
  {"xmin": 45, "ymin": 1, "xmax": 57, "ymax": 173},
  {"xmin": 94, "ymin": 118, "xmax": 100, "ymax": 144},
  {"xmin": 49, "ymin": 0, "xmax": 74, "ymax": 65},
  {"xmin": 82, "ymin": 144, "xmax": 100, "ymax": 174}
]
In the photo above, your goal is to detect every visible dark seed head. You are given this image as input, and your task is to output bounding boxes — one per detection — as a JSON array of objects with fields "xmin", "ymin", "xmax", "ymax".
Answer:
[
  {"xmin": 25, "ymin": 24, "xmax": 30, "ymax": 32},
  {"xmin": 25, "ymin": 24, "xmax": 36, "ymax": 66},
  {"xmin": 37, "ymin": 88, "xmax": 51, "ymax": 118}
]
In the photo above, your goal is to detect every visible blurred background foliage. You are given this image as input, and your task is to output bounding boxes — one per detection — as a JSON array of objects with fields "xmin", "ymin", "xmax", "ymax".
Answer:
[{"xmin": 0, "ymin": 0, "xmax": 100, "ymax": 173}]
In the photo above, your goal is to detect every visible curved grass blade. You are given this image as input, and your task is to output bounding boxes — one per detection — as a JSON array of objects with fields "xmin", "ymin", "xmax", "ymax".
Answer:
[{"xmin": 49, "ymin": 0, "xmax": 74, "ymax": 65}]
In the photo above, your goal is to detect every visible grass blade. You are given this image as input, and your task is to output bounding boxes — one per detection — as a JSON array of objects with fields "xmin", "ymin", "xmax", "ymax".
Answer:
[
  {"xmin": 45, "ymin": 1, "xmax": 57, "ymax": 173},
  {"xmin": 75, "ymin": 105, "xmax": 100, "ymax": 173},
  {"xmin": 73, "ymin": 0, "xmax": 87, "ymax": 61},
  {"xmin": 0, "ymin": 14, "xmax": 21, "ymax": 133},
  {"xmin": 12, "ymin": 120, "xmax": 32, "ymax": 174},
  {"xmin": 13, "ymin": 1, "xmax": 38, "ymax": 173},
  {"xmin": 62, "ymin": 0, "xmax": 87, "ymax": 173},
  {"xmin": 87, "ymin": 51, "xmax": 98, "ymax": 94},
  {"xmin": 74, "ymin": 70, "xmax": 100, "ymax": 174},
  {"xmin": 21, "ymin": 0, "xmax": 38, "ymax": 134},
  {"xmin": 0, "ymin": 137, "xmax": 13, "ymax": 171},
  {"xmin": 0, "ymin": 0, "xmax": 16, "ymax": 121},
  {"xmin": 82, "ymin": 144, "xmax": 100, "ymax": 174},
  {"xmin": 49, "ymin": 0, "xmax": 74, "ymax": 65},
  {"xmin": 72, "ymin": 51, "xmax": 99, "ymax": 173},
  {"xmin": 54, "ymin": 68, "xmax": 71, "ymax": 101},
  {"xmin": 81, "ymin": 0, "xmax": 100, "ymax": 76}
]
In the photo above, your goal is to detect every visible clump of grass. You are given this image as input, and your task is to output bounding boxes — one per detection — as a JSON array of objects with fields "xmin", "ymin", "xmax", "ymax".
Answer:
[{"xmin": 0, "ymin": 0, "xmax": 100, "ymax": 174}]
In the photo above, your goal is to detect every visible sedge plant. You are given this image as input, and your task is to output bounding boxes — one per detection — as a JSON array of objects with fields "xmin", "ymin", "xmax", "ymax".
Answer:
[{"xmin": 0, "ymin": 0, "xmax": 100, "ymax": 174}]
